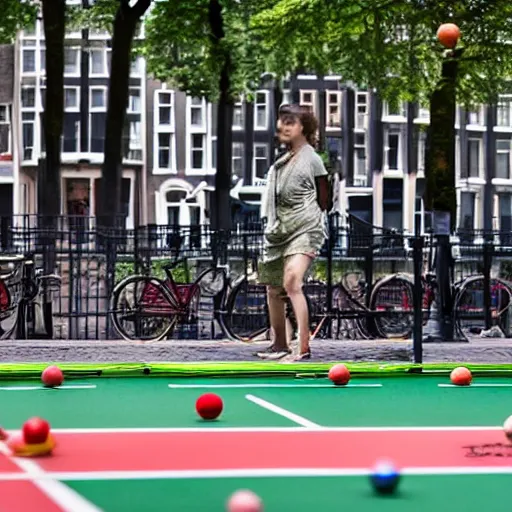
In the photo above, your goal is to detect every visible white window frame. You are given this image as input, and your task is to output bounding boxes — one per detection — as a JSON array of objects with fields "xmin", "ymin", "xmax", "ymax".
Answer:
[
  {"xmin": 417, "ymin": 132, "xmax": 426, "ymax": 175},
  {"xmin": 355, "ymin": 92, "xmax": 368, "ymax": 130},
  {"xmin": 232, "ymin": 142, "xmax": 244, "ymax": 178},
  {"xmin": 353, "ymin": 133, "xmax": 367, "ymax": 185},
  {"xmin": 185, "ymin": 97, "xmax": 213, "ymax": 175},
  {"xmin": 89, "ymin": 28, "xmax": 110, "ymax": 40},
  {"xmin": 21, "ymin": 112, "xmax": 36, "ymax": 163},
  {"xmin": 153, "ymin": 89, "xmax": 176, "ymax": 174},
  {"xmin": 495, "ymin": 139, "xmax": 511, "ymax": 181},
  {"xmin": 189, "ymin": 133, "xmax": 206, "ymax": 172},
  {"xmin": 64, "ymin": 47, "xmax": 81, "ymax": 77},
  {"xmin": 496, "ymin": 95, "xmax": 512, "ymax": 129},
  {"xmin": 130, "ymin": 56, "xmax": 143, "ymax": 77},
  {"xmin": 384, "ymin": 130, "xmax": 402, "ymax": 173},
  {"xmin": 457, "ymin": 190, "xmax": 478, "ymax": 231},
  {"xmin": 21, "ymin": 86, "xmax": 36, "ymax": 111},
  {"xmin": 22, "ymin": 48, "xmax": 37, "ymax": 74},
  {"xmin": 383, "ymin": 99, "xmax": 406, "ymax": 119},
  {"xmin": 89, "ymin": 86, "xmax": 107, "ymax": 112},
  {"xmin": 466, "ymin": 137, "xmax": 483, "ymax": 179},
  {"xmin": 0, "ymin": 105, "xmax": 11, "ymax": 155},
  {"xmin": 232, "ymin": 97, "xmax": 244, "ymax": 130},
  {"xmin": 299, "ymin": 89, "xmax": 316, "ymax": 114},
  {"xmin": 253, "ymin": 143, "xmax": 269, "ymax": 182},
  {"xmin": 187, "ymin": 96, "xmax": 207, "ymax": 132},
  {"xmin": 326, "ymin": 91, "xmax": 342, "ymax": 130},
  {"xmin": 254, "ymin": 90, "xmax": 269, "ymax": 130},
  {"xmin": 127, "ymin": 120, "xmax": 142, "ymax": 162},
  {"xmin": 64, "ymin": 86, "xmax": 80, "ymax": 112},
  {"xmin": 127, "ymin": 87, "xmax": 141, "ymax": 114},
  {"xmin": 89, "ymin": 48, "xmax": 109, "ymax": 77},
  {"xmin": 467, "ymin": 105, "xmax": 485, "ymax": 127}
]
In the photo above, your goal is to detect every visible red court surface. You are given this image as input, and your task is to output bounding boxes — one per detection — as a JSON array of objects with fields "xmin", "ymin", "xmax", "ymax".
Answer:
[{"xmin": 0, "ymin": 481, "xmax": 65, "ymax": 512}]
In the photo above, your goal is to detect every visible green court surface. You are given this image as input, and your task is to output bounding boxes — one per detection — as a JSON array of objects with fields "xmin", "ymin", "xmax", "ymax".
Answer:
[{"xmin": 0, "ymin": 363, "xmax": 510, "ymax": 511}]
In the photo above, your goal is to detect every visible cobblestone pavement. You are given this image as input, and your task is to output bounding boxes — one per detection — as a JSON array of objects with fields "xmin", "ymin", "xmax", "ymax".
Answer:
[{"xmin": 0, "ymin": 338, "xmax": 510, "ymax": 363}]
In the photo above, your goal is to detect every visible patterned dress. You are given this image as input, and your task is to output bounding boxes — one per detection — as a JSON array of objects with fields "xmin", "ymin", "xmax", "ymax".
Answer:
[{"xmin": 258, "ymin": 144, "xmax": 328, "ymax": 287}]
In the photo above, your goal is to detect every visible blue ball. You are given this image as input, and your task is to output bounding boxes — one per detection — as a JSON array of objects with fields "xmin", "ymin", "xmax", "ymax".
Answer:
[{"xmin": 370, "ymin": 461, "xmax": 400, "ymax": 495}]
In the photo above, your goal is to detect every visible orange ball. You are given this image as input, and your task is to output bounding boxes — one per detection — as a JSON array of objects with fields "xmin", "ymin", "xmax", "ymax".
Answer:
[
  {"xmin": 437, "ymin": 23, "xmax": 461, "ymax": 49},
  {"xmin": 196, "ymin": 393, "xmax": 223, "ymax": 420},
  {"xmin": 328, "ymin": 364, "xmax": 351, "ymax": 386},
  {"xmin": 41, "ymin": 365, "xmax": 64, "ymax": 388},
  {"xmin": 450, "ymin": 366, "xmax": 472, "ymax": 386}
]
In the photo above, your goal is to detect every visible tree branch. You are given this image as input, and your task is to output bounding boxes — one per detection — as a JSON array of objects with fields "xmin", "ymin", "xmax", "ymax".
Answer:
[{"xmin": 132, "ymin": 0, "xmax": 152, "ymax": 19}]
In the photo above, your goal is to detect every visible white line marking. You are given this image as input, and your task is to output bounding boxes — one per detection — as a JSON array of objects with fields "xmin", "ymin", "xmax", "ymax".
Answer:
[
  {"xmin": 3, "ymin": 426, "xmax": 503, "ymax": 435},
  {"xmin": 0, "ymin": 466, "xmax": 511, "ymax": 481},
  {"xmin": 245, "ymin": 394, "xmax": 321, "ymax": 429},
  {"xmin": 438, "ymin": 384, "xmax": 512, "ymax": 388},
  {"xmin": 0, "ymin": 385, "xmax": 97, "ymax": 391},
  {"xmin": 168, "ymin": 383, "xmax": 382, "ymax": 389},
  {"xmin": 0, "ymin": 443, "xmax": 101, "ymax": 512}
]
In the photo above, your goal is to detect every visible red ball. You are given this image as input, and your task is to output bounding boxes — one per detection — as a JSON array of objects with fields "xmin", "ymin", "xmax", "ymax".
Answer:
[
  {"xmin": 328, "ymin": 364, "xmax": 351, "ymax": 386},
  {"xmin": 437, "ymin": 23, "xmax": 460, "ymax": 49},
  {"xmin": 450, "ymin": 366, "xmax": 472, "ymax": 386},
  {"xmin": 41, "ymin": 365, "xmax": 64, "ymax": 388},
  {"xmin": 196, "ymin": 393, "xmax": 223, "ymax": 420},
  {"xmin": 22, "ymin": 417, "xmax": 50, "ymax": 445},
  {"xmin": 227, "ymin": 490, "xmax": 263, "ymax": 512}
]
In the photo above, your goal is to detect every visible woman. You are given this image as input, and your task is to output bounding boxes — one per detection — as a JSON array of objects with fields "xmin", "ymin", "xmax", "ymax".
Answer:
[{"xmin": 257, "ymin": 104, "xmax": 330, "ymax": 361}]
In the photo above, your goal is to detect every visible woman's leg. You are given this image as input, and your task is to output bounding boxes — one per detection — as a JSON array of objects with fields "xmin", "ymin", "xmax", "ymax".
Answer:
[
  {"xmin": 283, "ymin": 254, "xmax": 313, "ymax": 354},
  {"xmin": 266, "ymin": 285, "xmax": 288, "ymax": 352}
]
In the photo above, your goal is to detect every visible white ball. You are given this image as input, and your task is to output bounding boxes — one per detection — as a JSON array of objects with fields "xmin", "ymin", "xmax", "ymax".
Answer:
[
  {"xmin": 504, "ymin": 415, "xmax": 512, "ymax": 441},
  {"xmin": 226, "ymin": 490, "xmax": 263, "ymax": 512}
]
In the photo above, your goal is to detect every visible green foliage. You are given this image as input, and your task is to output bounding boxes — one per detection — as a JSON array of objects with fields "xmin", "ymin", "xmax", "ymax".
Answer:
[
  {"xmin": 252, "ymin": 0, "xmax": 512, "ymax": 106},
  {"xmin": 141, "ymin": 0, "xmax": 272, "ymax": 102},
  {"xmin": 0, "ymin": 0, "xmax": 38, "ymax": 44},
  {"xmin": 115, "ymin": 259, "xmax": 188, "ymax": 285}
]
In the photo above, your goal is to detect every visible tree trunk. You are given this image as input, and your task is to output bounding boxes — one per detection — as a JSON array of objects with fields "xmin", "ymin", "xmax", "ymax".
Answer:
[
  {"xmin": 423, "ymin": 48, "xmax": 463, "ymax": 342},
  {"xmin": 209, "ymin": 0, "xmax": 234, "ymax": 235},
  {"xmin": 39, "ymin": 0, "xmax": 65, "ymax": 219},
  {"xmin": 97, "ymin": 0, "xmax": 151, "ymax": 228}
]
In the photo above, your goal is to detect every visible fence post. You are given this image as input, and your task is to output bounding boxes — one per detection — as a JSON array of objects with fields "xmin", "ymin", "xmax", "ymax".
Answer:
[
  {"xmin": 325, "ymin": 213, "xmax": 333, "ymax": 338},
  {"xmin": 412, "ymin": 222, "xmax": 424, "ymax": 364},
  {"xmin": 483, "ymin": 240, "xmax": 493, "ymax": 330}
]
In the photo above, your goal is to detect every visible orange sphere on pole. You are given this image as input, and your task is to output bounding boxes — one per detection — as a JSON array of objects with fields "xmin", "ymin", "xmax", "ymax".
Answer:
[{"xmin": 437, "ymin": 23, "xmax": 461, "ymax": 49}]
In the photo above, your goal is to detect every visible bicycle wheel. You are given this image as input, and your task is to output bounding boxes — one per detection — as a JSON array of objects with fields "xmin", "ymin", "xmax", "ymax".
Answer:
[
  {"xmin": 221, "ymin": 277, "xmax": 304, "ymax": 343},
  {"xmin": 110, "ymin": 275, "xmax": 178, "ymax": 341},
  {"xmin": 369, "ymin": 274, "xmax": 414, "ymax": 339},
  {"xmin": 453, "ymin": 275, "xmax": 512, "ymax": 337}
]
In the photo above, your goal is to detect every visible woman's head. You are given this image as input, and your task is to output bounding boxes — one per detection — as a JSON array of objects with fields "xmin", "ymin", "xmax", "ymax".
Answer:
[{"xmin": 277, "ymin": 104, "xmax": 318, "ymax": 147}]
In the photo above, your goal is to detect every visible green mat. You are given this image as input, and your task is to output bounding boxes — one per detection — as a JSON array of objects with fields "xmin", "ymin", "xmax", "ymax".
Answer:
[{"xmin": 0, "ymin": 362, "xmax": 511, "ymax": 380}]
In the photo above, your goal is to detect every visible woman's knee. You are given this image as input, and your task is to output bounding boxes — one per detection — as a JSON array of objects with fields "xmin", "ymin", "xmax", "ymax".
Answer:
[{"xmin": 283, "ymin": 272, "xmax": 303, "ymax": 296}]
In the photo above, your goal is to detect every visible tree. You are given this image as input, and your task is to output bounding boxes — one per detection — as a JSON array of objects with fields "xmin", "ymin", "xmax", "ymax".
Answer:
[
  {"xmin": 0, "ymin": 1, "xmax": 37, "ymax": 44},
  {"xmin": 252, "ymin": 0, "xmax": 512, "ymax": 340},
  {"xmin": 142, "ymin": 0, "xmax": 270, "ymax": 231},
  {"xmin": 75, "ymin": 0, "xmax": 153, "ymax": 227}
]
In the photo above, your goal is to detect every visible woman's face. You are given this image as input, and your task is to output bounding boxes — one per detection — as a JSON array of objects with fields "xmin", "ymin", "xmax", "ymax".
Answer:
[{"xmin": 277, "ymin": 115, "xmax": 304, "ymax": 145}]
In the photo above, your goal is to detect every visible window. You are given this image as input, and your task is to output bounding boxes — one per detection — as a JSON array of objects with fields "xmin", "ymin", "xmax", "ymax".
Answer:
[
  {"xmin": 466, "ymin": 138, "xmax": 481, "ymax": 178},
  {"xmin": 496, "ymin": 139, "xmax": 511, "ymax": 179},
  {"xmin": 23, "ymin": 22, "xmax": 36, "ymax": 37},
  {"xmin": 497, "ymin": 96, "xmax": 512, "ymax": 127},
  {"xmin": 254, "ymin": 91, "xmax": 269, "ymax": 130},
  {"xmin": 130, "ymin": 56, "xmax": 142, "ymax": 75},
  {"xmin": 126, "ymin": 121, "xmax": 142, "ymax": 161},
  {"xmin": 467, "ymin": 107, "xmax": 482, "ymax": 125},
  {"xmin": 90, "ymin": 49, "xmax": 108, "ymax": 75},
  {"xmin": 128, "ymin": 88, "xmax": 141, "ymax": 113},
  {"xmin": 355, "ymin": 92, "xmax": 368, "ymax": 129},
  {"xmin": 90, "ymin": 88, "xmax": 106, "ymax": 110},
  {"xmin": 157, "ymin": 91, "xmax": 174, "ymax": 126},
  {"xmin": 232, "ymin": 142, "xmax": 244, "ymax": 178},
  {"xmin": 154, "ymin": 91, "xmax": 176, "ymax": 173},
  {"xmin": 21, "ymin": 87, "xmax": 36, "ymax": 109},
  {"xmin": 0, "ymin": 105, "xmax": 9, "ymax": 154},
  {"xmin": 299, "ymin": 90, "xmax": 316, "ymax": 113},
  {"xmin": 386, "ymin": 99, "xmax": 405, "ymax": 117},
  {"xmin": 158, "ymin": 133, "xmax": 174, "ymax": 170},
  {"xmin": 499, "ymin": 194, "xmax": 512, "ymax": 232},
  {"xmin": 40, "ymin": 49, "xmax": 46, "ymax": 72},
  {"xmin": 22, "ymin": 49, "xmax": 36, "ymax": 73},
  {"xmin": 190, "ymin": 97, "xmax": 205, "ymax": 128},
  {"xmin": 253, "ymin": 143, "xmax": 268, "ymax": 180},
  {"xmin": 191, "ymin": 134, "xmax": 205, "ymax": 169},
  {"xmin": 417, "ymin": 132, "xmax": 426, "ymax": 173},
  {"xmin": 233, "ymin": 98, "xmax": 244, "ymax": 130},
  {"xmin": 62, "ymin": 119, "xmax": 80, "ymax": 153},
  {"xmin": 354, "ymin": 133, "xmax": 367, "ymax": 186},
  {"xmin": 64, "ymin": 48, "xmax": 80, "ymax": 75},
  {"xmin": 22, "ymin": 112, "xmax": 35, "ymax": 161},
  {"xmin": 385, "ymin": 132, "xmax": 400, "ymax": 170},
  {"xmin": 326, "ymin": 91, "xmax": 341, "ymax": 128},
  {"xmin": 418, "ymin": 107, "xmax": 429, "ymax": 119},
  {"xmin": 64, "ymin": 87, "xmax": 79, "ymax": 111},
  {"xmin": 459, "ymin": 192, "xmax": 476, "ymax": 230},
  {"xmin": 383, "ymin": 179, "xmax": 403, "ymax": 230}
]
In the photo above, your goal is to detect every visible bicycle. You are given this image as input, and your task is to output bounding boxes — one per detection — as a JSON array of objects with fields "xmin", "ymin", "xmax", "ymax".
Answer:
[{"xmin": 0, "ymin": 254, "xmax": 61, "ymax": 340}]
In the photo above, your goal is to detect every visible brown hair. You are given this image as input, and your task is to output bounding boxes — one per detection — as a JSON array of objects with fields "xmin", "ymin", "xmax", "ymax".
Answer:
[{"xmin": 278, "ymin": 104, "xmax": 318, "ymax": 146}]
